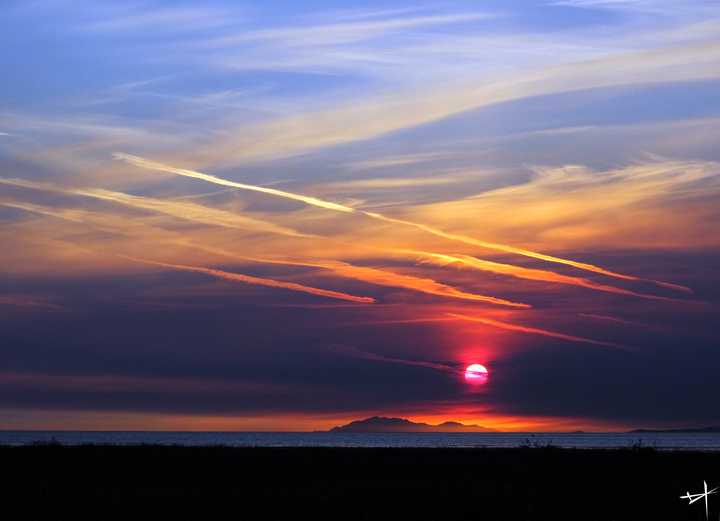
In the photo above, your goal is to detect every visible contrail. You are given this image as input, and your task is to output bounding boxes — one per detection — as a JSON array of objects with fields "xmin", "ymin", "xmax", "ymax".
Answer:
[
  {"xmin": 447, "ymin": 313, "xmax": 627, "ymax": 349},
  {"xmin": 114, "ymin": 153, "xmax": 354, "ymax": 213},
  {"xmin": 410, "ymin": 251, "xmax": 680, "ymax": 301},
  {"xmin": 578, "ymin": 313, "xmax": 652, "ymax": 329},
  {"xmin": 115, "ymin": 153, "xmax": 687, "ymax": 290},
  {"xmin": 1, "ymin": 201, "xmax": 86, "ymax": 223},
  {"xmin": 650, "ymin": 280, "xmax": 693, "ymax": 293},
  {"xmin": 371, "ymin": 212, "xmax": 690, "ymax": 293},
  {"xmin": 122, "ymin": 256, "xmax": 376, "ymax": 304},
  {"xmin": 4, "ymin": 199, "xmax": 526, "ymax": 308},
  {"xmin": 0, "ymin": 177, "xmax": 306, "ymax": 238},
  {"xmin": 183, "ymin": 244, "xmax": 530, "ymax": 308},
  {"xmin": 320, "ymin": 262, "xmax": 529, "ymax": 307},
  {"xmin": 329, "ymin": 344, "xmax": 462, "ymax": 376},
  {"xmin": 4, "ymin": 200, "xmax": 373, "ymax": 303},
  {"xmin": 342, "ymin": 317, "xmax": 457, "ymax": 326},
  {"xmin": 0, "ymin": 295, "xmax": 65, "ymax": 311}
]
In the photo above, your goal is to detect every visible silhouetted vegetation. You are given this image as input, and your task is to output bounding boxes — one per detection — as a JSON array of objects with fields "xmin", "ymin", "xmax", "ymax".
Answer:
[{"xmin": 1, "ymin": 444, "xmax": 718, "ymax": 520}]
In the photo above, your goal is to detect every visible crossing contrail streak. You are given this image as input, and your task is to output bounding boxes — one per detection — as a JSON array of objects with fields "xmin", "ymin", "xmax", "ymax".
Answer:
[{"xmin": 115, "ymin": 153, "xmax": 688, "ymax": 291}]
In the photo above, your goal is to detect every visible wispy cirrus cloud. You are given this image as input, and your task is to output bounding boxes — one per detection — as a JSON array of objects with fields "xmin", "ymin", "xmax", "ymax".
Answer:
[
  {"xmin": 343, "ymin": 152, "xmax": 452, "ymax": 171},
  {"xmin": 318, "ymin": 176, "xmax": 464, "ymax": 191},
  {"xmin": 82, "ymin": 6, "xmax": 240, "ymax": 33},
  {"xmin": 170, "ymin": 40, "xmax": 720, "ymax": 168},
  {"xmin": 13, "ymin": 1, "xmax": 241, "ymax": 34},
  {"xmin": 549, "ymin": 0, "xmax": 719, "ymax": 17},
  {"xmin": 445, "ymin": 158, "xmax": 720, "ymax": 254},
  {"xmin": 205, "ymin": 12, "xmax": 494, "ymax": 48},
  {"xmin": 0, "ymin": 177, "xmax": 306, "ymax": 238}
]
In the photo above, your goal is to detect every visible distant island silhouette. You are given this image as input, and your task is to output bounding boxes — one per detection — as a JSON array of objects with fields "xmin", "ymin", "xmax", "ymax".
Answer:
[
  {"xmin": 328, "ymin": 416, "xmax": 496, "ymax": 433},
  {"xmin": 327, "ymin": 418, "xmax": 720, "ymax": 434},
  {"xmin": 629, "ymin": 426, "xmax": 720, "ymax": 433}
]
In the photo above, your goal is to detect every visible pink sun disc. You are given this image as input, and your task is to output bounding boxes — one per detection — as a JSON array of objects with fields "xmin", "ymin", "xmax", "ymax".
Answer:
[{"xmin": 464, "ymin": 363, "xmax": 489, "ymax": 384}]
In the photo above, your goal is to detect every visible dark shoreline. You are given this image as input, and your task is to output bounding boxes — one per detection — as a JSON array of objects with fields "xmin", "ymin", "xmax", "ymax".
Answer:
[{"xmin": 3, "ymin": 445, "xmax": 720, "ymax": 519}]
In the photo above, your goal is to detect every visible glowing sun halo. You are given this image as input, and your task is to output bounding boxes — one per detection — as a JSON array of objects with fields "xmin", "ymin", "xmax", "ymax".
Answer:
[{"xmin": 464, "ymin": 363, "xmax": 489, "ymax": 384}]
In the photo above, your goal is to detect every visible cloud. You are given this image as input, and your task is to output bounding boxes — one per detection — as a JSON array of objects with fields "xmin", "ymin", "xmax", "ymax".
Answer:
[
  {"xmin": 311, "ymin": 261, "xmax": 530, "ymax": 308},
  {"xmin": 186, "ymin": 39, "xmax": 720, "ymax": 166},
  {"xmin": 319, "ymin": 176, "xmax": 463, "ymax": 191},
  {"xmin": 0, "ymin": 177, "xmax": 306, "ymax": 238},
  {"xmin": 116, "ymin": 153, "xmax": 657, "ymax": 284},
  {"xmin": 83, "ymin": 7, "xmax": 238, "ymax": 33},
  {"xmin": 549, "ymin": 0, "xmax": 718, "ymax": 17},
  {"xmin": 183, "ymin": 246, "xmax": 529, "ymax": 308},
  {"xmin": 1, "ymin": 201, "xmax": 86, "ymax": 223},
  {"xmin": 447, "ymin": 158, "xmax": 720, "ymax": 254},
  {"xmin": 114, "ymin": 153, "xmax": 355, "ymax": 213},
  {"xmin": 342, "ymin": 153, "xmax": 452, "ymax": 171},
  {"xmin": 123, "ymin": 256, "xmax": 376, "ymax": 304},
  {"xmin": 365, "ymin": 211, "xmax": 652, "ymax": 282},
  {"xmin": 0, "ymin": 371, "xmax": 287, "ymax": 395},
  {"xmin": 206, "ymin": 12, "xmax": 493, "ymax": 47},
  {"xmin": 0, "ymin": 295, "xmax": 64, "ymax": 311},
  {"xmin": 447, "ymin": 313, "xmax": 627, "ymax": 349},
  {"xmin": 578, "ymin": 313, "xmax": 651, "ymax": 328},
  {"xmin": 330, "ymin": 344, "xmax": 461, "ymax": 377},
  {"xmin": 411, "ymin": 250, "xmax": 690, "ymax": 299},
  {"xmin": 2, "ymin": 1, "xmax": 719, "ymax": 430},
  {"xmin": 3, "ymin": 198, "xmax": 524, "ymax": 307}
]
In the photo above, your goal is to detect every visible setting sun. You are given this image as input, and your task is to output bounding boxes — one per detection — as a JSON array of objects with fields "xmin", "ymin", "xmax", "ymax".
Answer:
[{"xmin": 464, "ymin": 363, "xmax": 489, "ymax": 385}]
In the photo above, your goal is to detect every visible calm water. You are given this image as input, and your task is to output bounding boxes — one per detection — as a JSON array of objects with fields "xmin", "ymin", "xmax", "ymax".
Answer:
[{"xmin": 2, "ymin": 431, "xmax": 720, "ymax": 450}]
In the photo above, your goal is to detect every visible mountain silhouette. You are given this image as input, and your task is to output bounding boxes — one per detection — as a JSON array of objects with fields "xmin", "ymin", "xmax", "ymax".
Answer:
[
  {"xmin": 629, "ymin": 426, "xmax": 720, "ymax": 433},
  {"xmin": 329, "ymin": 416, "xmax": 495, "ymax": 433}
]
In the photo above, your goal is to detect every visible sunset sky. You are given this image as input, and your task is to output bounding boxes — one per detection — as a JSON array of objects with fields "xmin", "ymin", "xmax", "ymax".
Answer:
[{"xmin": 2, "ymin": 0, "xmax": 720, "ymax": 432}]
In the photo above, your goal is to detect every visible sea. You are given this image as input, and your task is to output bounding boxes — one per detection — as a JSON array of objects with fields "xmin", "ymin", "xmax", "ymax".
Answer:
[{"xmin": 2, "ymin": 431, "xmax": 720, "ymax": 450}]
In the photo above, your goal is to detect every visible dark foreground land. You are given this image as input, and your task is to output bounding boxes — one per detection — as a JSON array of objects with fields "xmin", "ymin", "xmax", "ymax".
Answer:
[{"xmin": 3, "ymin": 445, "xmax": 720, "ymax": 520}]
